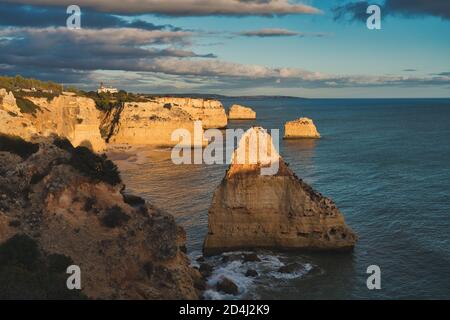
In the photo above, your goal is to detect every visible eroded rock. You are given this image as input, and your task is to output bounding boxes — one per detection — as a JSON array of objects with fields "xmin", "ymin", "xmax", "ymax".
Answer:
[{"xmin": 203, "ymin": 127, "xmax": 357, "ymax": 256}]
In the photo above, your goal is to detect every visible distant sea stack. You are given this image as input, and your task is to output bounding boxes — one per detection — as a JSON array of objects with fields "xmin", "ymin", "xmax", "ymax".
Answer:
[
  {"xmin": 284, "ymin": 118, "xmax": 321, "ymax": 139},
  {"xmin": 228, "ymin": 104, "xmax": 256, "ymax": 120},
  {"xmin": 203, "ymin": 127, "xmax": 357, "ymax": 256}
]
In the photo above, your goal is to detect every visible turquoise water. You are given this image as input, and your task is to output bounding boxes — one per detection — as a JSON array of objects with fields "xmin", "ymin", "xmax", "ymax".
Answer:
[{"xmin": 113, "ymin": 98, "xmax": 450, "ymax": 299}]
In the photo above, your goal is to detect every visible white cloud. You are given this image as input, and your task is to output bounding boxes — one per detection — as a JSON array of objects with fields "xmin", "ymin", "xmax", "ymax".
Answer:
[{"xmin": 4, "ymin": 0, "xmax": 322, "ymax": 16}]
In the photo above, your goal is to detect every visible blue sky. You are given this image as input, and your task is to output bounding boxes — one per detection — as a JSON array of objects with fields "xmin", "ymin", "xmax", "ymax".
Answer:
[{"xmin": 0, "ymin": 0, "xmax": 449, "ymax": 97}]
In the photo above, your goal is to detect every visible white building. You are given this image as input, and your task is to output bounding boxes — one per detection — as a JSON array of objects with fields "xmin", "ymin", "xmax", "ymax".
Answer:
[{"xmin": 97, "ymin": 83, "xmax": 118, "ymax": 94}]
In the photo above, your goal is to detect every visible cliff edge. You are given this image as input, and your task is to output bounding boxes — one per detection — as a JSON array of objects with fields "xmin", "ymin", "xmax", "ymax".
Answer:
[{"xmin": 0, "ymin": 135, "xmax": 202, "ymax": 299}]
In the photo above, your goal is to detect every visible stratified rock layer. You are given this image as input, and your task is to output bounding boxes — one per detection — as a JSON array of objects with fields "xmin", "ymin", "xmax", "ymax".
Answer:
[
  {"xmin": 0, "ymin": 90, "xmax": 37, "ymax": 140},
  {"xmin": 155, "ymin": 97, "xmax": 228, "ymax": 129},
  {"xmin": 101, "ymin": 101, "xmax": 205, "ymax": 147},
  {"xmin": 204, "ymin": 127, "xmax": 357, "ymax": 256},
  {"xmin": 228, "ymin": 104, "xmax": 256, "ymax": 120},
  {"xmin": 28, "ymin": 96, "xmax": 106, "ymax": 152},
  {"xmin": 0, "ymin": 137, "xmax": 202, "ymax": 299},
  {"xmin": 284, "ymin": 118, "xmax": 321, "ymax": 139}
]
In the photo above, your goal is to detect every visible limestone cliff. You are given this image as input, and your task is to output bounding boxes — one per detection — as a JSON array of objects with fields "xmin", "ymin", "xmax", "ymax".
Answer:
[
  {"xmin": 228, "ymin": 104, "xmax": 256, "ymax": 120},
  {"xmin": 0, "ymin": 136, "xmax": 202, "ymax": 299},
  {"xmin": 0, "ymin": 90, "xmax": 37, "ymax": 140},
  {"xmin": 100, "ymin": 101, "xmax": 205, "ymax": 147},
  {"xmin": 155, "ymin": 97, "xmax": 227, "ymax": 129},
  {"xmin": 203, "ymin": 127, "xmax": 357, "ymax": 255},
  {"xmin": 284, "ymin": 118, "xmax": 321, "ymax": 139},
  {"xmin": 27, "ymin": 96, "xmax": 106, "ymax": 152}
]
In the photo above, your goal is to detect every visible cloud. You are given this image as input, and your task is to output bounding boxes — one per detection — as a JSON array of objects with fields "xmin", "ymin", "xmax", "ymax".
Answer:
[
  {"xmin": 0, "ymin": 2, "xmax": 181, "ymax": 30},
  {"xmin": 334, "ymin": 0, "xmax": 450, "ymax": 21},
  {"xmin": 238, "ymin": 28, "xmax": 329, "ymax": 38},
  {"xmin": 0, "ymin": 26, "xmax": 448, "ymax": 92},
  {"xmin": 238, "ymin": 28, "xmax": 300, "ymax": 37},
  {"xmin": 1, "ymin": 0, "xmax": 321, "ymax": 16},
  {"xmin": 403, "ymin": 69, "xmax": 417, "ymax": 72}
]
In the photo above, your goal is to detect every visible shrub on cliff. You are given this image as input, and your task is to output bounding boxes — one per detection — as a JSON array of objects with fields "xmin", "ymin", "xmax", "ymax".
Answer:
[
  {"xmin": 52, "ymin": 138, "xmax": 122, "ymax": 186},
  {"xmin": 0, "ymin": 234, "xmax": 86, "ymax": 299},
  {"xmin": 0, "ymin": 134, "xmax": 39, "ymax": 159},
  {"xmin": 15, "ymin": 96, "xmax": 41, "ymax": 114},
  {"xmin": 101, "ymin": 205, "xmax": 130, "ymax": 228},
  {"xmin": 70, "ymin": 146, "xmax": 122, "ymax": 186}
]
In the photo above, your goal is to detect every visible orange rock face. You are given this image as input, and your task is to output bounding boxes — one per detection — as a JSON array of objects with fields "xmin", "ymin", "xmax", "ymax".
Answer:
[
  {"xmin": 284, "ymin": 117, "xmax": 321, "ymax": 139},
  {"xmin": 228, "ymin": 104, "xmax": 256, "ymax": 120},
  {"xmin": 204, "ymin": 127, "xmax": 357, "ymax": 256}
]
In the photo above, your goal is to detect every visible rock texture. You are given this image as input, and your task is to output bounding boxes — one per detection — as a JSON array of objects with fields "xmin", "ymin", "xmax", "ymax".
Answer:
[
  {"xmin": 228, "ymin": 104, "xmax": 256, "ymax": 120},
  {"xmin": 0, "ymin": 91, "xmax": 37, "ymax": 140},
  {"xmin": 27, "ymin": 96, "xmax": 106, "ymax": 152},
  {"xmin": 203, "ymin": 127, "xmax": 357, "ymax": 256},
  {"xmin": 0, "ymin": 89, "xmax": 20, "ymax": 114},
  {"xmin": 101, "ymin": 101, "xmax": 205, "ymax": 147},
  {"xmin": 155, "ymin": 97, "xmax": 227, "ymax": 129},
  {"xmin": 284, "ymin": 118, "xmax": 321, "ymax": 139},
  {"xmin": 0, "ymin": 136, "xmax": 202, "ymax": 299}
]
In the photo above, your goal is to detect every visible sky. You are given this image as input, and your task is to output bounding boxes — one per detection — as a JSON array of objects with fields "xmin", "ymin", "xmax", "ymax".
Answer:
[{"xmin": 0, "ymin": 0, "xmax": 449, "ymax": 98}]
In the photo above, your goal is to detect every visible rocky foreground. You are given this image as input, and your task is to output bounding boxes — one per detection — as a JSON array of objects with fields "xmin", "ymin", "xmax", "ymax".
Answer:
[
  {"xmin": 204, "ymin": 127, "xmax": 357, "ymax": 255},
  {"xmin": 0, "ymin": 135, "xmax": 203, "ymax": 299}
]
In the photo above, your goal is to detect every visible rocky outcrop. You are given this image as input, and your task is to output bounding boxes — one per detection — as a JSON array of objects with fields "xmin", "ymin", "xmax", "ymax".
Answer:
[
  {"xmin": 284, "ymin": 118, "xmax": 321, "ymax": 139},
  {"xmin": 0, "ymin": 89, "xmax": 20, "ymax": 114},
  {"xmin": 0, "ymin": 90, "xmax": 37, "ymax": 140},
  {"xmin": 228, "ymin": 104, "xmax": 256, "ymax": 120},
  {"xmin": 0, "ymin": 136, "xmax": 202, "ymax": 299},
  {"xmin": 203, "ymin": 127, "xmax": 357, "ymax": 256},
  {"xmin": 27, "ymin": 96, "xmax": 106, "ymax": 152},
  {"xmin": 101, "ymin": 101, "xmax": 205, "ymax": 147},
  {"xmin": 155, "ymin": 97, "xmax": 227, "ymax": 129}
]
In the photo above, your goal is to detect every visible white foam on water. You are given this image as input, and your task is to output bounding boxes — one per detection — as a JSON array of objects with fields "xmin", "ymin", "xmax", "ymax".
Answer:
[
  {"xmin": 268, "ymin": 263, "xmax": 314, "ymax": 280},
  {"xmin": 198, "ymin": 251, "xmax": 317, "ymax": 300}
]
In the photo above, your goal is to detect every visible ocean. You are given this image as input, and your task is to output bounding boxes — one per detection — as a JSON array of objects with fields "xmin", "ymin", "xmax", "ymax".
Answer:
[{"xmin": 109, "ymin": 98, "xmax": 450, "ymax": 300}]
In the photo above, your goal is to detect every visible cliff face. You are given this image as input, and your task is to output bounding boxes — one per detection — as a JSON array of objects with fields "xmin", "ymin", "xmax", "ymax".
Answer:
[
  {"xmin": 0, "ymin": 90, "xmax": 37, "ymax": 140},
  {"xmin": 155, "ymin": 97, "xmax": 228, "ymax": 129},
  {"xmin": 228, "ymin": 104, "xmax": 256, "ymax": 120},
  {"xmin": 204, "ymin": 127, "xmax": 357, "ymax": 256},
  {"xmin": 284, "ymin": 118, "xmax": 321, "ymax": 139},
  {"xmin": 0, "ymin": 136, "xmax": 202, "ymax": 299},
  {"xmin": 27, "ymin": 96, "xmax": 106, "ymax": 152},
  {"xmin": 101, "ymin": 101, "xmax": 205, "ymax": 147}
]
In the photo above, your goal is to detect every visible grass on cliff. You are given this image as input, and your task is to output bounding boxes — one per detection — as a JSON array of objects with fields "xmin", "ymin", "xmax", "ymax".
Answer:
[
  {"xmin": 82, "ymin": 90, "xmax": 147, "ymax": 112},
  {"xmin": 53, "ymin": 137, "xmax": 122, "ymax": 186},
  {"xmin": 0, "ymin": 234, "xmax": 87, "ymax": 300},
  {"xmin": 0, "ymin": 134, "xmax": 39, "ymax": 159},
  {"xmin": 15, "ymin": 96, "xmax": 41, "ymax": 115}
]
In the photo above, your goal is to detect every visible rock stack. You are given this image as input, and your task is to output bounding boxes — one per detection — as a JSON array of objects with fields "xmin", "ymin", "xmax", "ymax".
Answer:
[
  {"xmin": 203, "ymin": 127, "xmax": 357, "ymax": 256},
  {"xmin": 284, "ymin": 118, "xmax": 321, "ymax": 139},
  {"xmin": 228, "ymin": 104, "xmax": 256, "ymax": 120}
]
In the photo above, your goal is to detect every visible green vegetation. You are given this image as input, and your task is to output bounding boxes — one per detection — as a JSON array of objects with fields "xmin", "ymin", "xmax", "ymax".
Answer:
[
  {"xmin": 101, "ymin": 205, "xmax": 130, "ymax": 228},
  {"xmin": 0, "ymin": 75, "xmax": 62, "ymax": 94},
  {"xmin": 82, "ymin": 90, "xmax": 147, "ymax": 112},
  {"xmin": 53, "ymin": 138, "xmax": 122, "ymax": 186},
  {"xmin": 0, "ymin": 134, "xmax": 39, "ymax": 159},
  {"xmin": 0, "ymin": 234, "xmax": 86, "ymax": 299},
  {"xmin": 70, "ymin": 146, "xmax": 122, "ymax": 186},
  {"xmin": 15, "ymin": 96, "xmax": 41, "ymax": 114}
]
